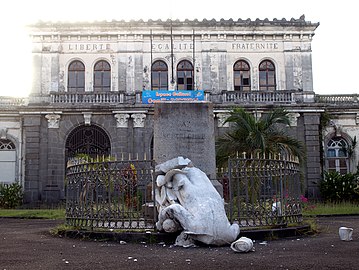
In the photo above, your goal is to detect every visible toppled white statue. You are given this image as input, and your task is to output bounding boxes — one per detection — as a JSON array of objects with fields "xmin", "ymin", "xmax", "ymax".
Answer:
[{"xmin": 155, "ymin": 157, "xmax": 240, "ymax": 246}]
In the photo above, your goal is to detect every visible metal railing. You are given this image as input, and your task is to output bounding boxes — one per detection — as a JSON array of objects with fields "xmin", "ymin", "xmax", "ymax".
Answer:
[
  {"xmin": 66, "ymin": 153, "xmax": 302, "ymax": 231},
  {"xmin": 66, "ymin": 157, "xmax": 155, "ymax": 230},
  {"xmin": 218, "ymin": 153, "xmax": 302, "ymax": 227}
]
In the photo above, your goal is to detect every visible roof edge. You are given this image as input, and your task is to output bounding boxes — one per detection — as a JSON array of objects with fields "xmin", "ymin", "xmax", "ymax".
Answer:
[{"xmin": 29, "ymin": 15, "xmax": 319, "ymax": 29}]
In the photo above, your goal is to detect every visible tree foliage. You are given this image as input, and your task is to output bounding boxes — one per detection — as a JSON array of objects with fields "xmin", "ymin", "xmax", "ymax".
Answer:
[{"xmin": 216, "ymin": 107, "xmax": 306, "ymax": 166}]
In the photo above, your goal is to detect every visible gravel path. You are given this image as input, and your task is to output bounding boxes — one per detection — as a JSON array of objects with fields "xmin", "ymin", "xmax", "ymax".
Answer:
[{"xmin": 0, "ymin": 216, "xmax": 358, "ymax": 269}]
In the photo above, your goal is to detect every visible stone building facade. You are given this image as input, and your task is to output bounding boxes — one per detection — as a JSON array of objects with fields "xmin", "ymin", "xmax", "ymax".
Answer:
[{"xmin": 0, "ymin": 16, "xmax": 357, "ymax": 204}]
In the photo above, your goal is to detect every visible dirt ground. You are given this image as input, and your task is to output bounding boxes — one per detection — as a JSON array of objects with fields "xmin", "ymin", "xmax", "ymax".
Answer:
[{"xmin": 0, "ymin": 216, "xmax": 358, "ymax": 270}]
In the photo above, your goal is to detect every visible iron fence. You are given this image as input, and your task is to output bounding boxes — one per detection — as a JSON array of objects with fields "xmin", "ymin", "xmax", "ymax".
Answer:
[
  {"xmin": 66, "ymin": 157, "xmax": 155, "ymax": 230},
  {"xmin": 218, "ymin": 153, "xmax": 302, "ymax": 227},
  {"xmin": 66, "ymin": 154, "xmax": 303, "ymax": 231}
]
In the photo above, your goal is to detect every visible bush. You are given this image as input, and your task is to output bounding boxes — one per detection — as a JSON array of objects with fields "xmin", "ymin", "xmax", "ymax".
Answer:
[
  {"xmin": 320, "ymin": 171, "xmax": 359, "ymax": 202},
  {"xmin": 0, "ymin": 182, "xmax": 23, "ymax": 209}
]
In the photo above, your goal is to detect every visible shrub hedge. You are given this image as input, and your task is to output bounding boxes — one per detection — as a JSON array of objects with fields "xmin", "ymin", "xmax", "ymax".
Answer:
[{"xmin": 0, "ymin": 182, "xmax": 23, "ymax": 209}]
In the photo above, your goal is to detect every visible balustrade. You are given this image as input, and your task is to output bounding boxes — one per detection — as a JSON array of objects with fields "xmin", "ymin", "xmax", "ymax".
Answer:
[
  {"xmin": 0, "ymin": 96, "xmax": 26, "ymax": 107},
  {"xmin": 315, "ymin": 94, "xmax": 359, "ymax": 104},
  {"xmin": 2, "ymin": 91, "xmax": 358, "ymax": 106},
  {"xmin": 222, "ymin": 90, "xmax": 296, "ymax": 104},
  {"xmin": 50, "ymin": 92, "xmax": 124, "ymax": 104},
  {"xmin": 48, "ymin": 90, "xmax": 298, "ymax": 105}
]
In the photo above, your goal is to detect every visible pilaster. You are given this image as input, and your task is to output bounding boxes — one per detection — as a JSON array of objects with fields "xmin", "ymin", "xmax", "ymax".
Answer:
[{"xmin": 303, "ymin": 112, "xmax": 321, "ymax": 199}]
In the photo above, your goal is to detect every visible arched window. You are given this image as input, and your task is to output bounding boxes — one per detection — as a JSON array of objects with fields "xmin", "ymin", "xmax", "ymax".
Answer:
[
  {"xmin": 65, "ymin": 125, "xmax": 111, "ymax": 160},
  {"xmin": 177, "ymin": 60, "xmax": 194, "ymax": 90},
  {"xmin": 259, "ymin": 60, "xmax": 276, "ymax": 90},
  {"xmin": 326, "ymin": 137, "xmax": 349, "ymax": 174},
  {"xmin": 234, "ymin": 60, "xmax": 251, "ymax": 91},
  {"xmin": 0, "ymin": 139, "xmax": 16, "ymax": 184},
  {"xmin": 68, "ymin": 60, "xmax": 85, "ymax": 92},
  {"xmin": 94, "ymin": 60, "xmax": 111, "ymax": 91},
  {"xmin": 151, "ymin": 60, "xmax": 168, "ymax": 90}
]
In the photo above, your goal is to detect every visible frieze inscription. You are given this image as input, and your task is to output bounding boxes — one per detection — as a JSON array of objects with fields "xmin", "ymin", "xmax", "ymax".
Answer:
[
  {"xmin": 151, "ymin": 42, "xmax": 194, "ymax": 52},
  {"xmin": 66, "ymin": 43, "xmax": 112, "ymax": 52},
  {"xmin": 230, "ymin": 42, "xmax": 280, "ymax": 51}
]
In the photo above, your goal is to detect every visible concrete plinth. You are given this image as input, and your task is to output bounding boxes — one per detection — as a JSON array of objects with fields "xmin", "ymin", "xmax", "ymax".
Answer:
[{"xmin": 153, "ymin": 102, "xmax": 217, "ymax": 180}]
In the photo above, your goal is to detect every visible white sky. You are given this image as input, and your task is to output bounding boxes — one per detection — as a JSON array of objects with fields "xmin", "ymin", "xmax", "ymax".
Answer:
[{"xmin": 0, "ymin": 0, "xmax": 357, "ymax": 96}]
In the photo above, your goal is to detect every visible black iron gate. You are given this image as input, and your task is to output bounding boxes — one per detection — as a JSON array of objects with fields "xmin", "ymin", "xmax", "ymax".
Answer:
[
  {"xmin": 66, "ymin": 157, "xmax": 155, "ymax": 230},
  {"xmin": 65, "ymin": 125, "xmax": 111, "ymax": 159},
  {"xmin": 219, "ymin": 153, "xmax": 303, "ymax": 227}
]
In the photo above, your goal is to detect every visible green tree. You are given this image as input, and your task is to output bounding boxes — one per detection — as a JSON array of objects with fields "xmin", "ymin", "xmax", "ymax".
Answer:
[{"xmin": 216, "ymin": 107, "xmax": 306, "ymax": 166}]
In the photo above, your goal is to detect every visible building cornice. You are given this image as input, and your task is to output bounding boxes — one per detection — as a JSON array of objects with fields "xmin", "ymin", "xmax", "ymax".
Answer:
[{"xmin": 28, "ymin": 15, "xmax": 319, "ymax": 34}]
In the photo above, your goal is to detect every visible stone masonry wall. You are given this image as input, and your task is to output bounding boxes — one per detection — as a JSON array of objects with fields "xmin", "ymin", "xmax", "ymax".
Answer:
[{"xmin": 303, "ymin": 113, "xmax": 321, "ymax": 198}]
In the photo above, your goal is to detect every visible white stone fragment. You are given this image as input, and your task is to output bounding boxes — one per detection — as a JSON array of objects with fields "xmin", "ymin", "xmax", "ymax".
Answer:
[
  {"xmin": 339, "ymin": 227, "xmax": 353, "ymax": 241},
  {"xmin": 230, "ymin": 237, "xmax": 254, "ymax": 253},
  {"xmin": 155, "ymin": 156, "xmax": 191, "ymax": 173}
]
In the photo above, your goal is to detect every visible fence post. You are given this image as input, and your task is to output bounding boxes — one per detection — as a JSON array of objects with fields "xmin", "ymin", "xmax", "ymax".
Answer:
[
  {"xmin": 228, "ymin": 157, "xmax": 233, "ymax": 223},
  {"xmin": 151, "ymin": 168, "xmax": 157, "ymax": 231},
  {"xmin": 278, "ymin": 155, "xmax": 286, "ymax": 226}
]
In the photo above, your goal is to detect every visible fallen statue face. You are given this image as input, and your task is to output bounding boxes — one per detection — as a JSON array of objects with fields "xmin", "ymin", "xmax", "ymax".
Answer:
[{"xmin": 155, "ymin": 158, "xmax": 240, "ymax": 246}]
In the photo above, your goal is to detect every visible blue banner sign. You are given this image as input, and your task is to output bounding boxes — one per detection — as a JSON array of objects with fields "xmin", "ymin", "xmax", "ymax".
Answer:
[{"xmin": 142, "ymin": 90, "xmax": 205, "ymax": 104}]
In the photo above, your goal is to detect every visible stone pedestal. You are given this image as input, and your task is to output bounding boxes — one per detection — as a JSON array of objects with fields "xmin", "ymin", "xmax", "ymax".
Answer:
[{"xmin": 154, "ymin": 102, "xmax": 219, "ymax": 187}]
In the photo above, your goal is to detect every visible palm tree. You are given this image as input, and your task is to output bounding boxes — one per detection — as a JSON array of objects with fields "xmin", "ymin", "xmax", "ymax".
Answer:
[{"xmin": 216, "ymin": 107, "xmax": 306, "ymax": 166}]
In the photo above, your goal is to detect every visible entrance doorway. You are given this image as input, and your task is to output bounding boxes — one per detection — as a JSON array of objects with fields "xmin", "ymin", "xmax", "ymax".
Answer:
[{"xmin": 65, "ymin": 125, "xmax": 111, "ymax": 161}]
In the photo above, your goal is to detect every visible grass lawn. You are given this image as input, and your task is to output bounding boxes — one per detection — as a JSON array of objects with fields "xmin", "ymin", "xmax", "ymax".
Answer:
[
  {"xmin": 0, "ymin": 202, "xmax": 358, "ymax": 220},
  {"xmin": 303, "ymin": 201, "xmax": 359, "ymax": 216},
  {"xmin": 0, "ymin": 209, "xmax": 65, "ymax": 219}
]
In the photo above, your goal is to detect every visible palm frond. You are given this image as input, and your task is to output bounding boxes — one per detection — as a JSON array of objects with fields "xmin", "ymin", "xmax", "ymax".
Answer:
[{"xmin": 216, "ymin": 107, "xmax": 306, "ymax": 164}]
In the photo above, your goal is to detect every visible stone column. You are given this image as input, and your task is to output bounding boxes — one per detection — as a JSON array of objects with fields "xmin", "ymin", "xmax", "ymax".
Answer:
[
  {"xmin": 303, "ymin": 113, "xmax": 321, "ymax": 199},
  {"xmin": 114, "ymin": 113, "xmax": 130, "ymax": 128},
  {"xmin": 23, "ymin": 115, "xmax": 42, "ymax": 203},
  {"xmin": 45, "ymin": 114, "xmax": 61, "ymax": 128}
]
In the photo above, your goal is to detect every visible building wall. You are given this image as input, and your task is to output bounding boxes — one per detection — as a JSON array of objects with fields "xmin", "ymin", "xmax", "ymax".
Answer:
[
  {"xmin": 2, "ymin": 18, "xmax": 337, "ymax": 203},
  {"xmin": 29, "ymin": 19, "xmax": 317, "ymax": 96}
]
